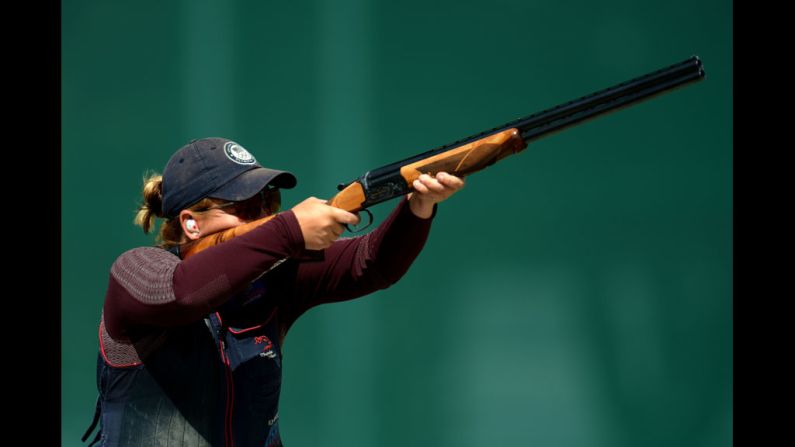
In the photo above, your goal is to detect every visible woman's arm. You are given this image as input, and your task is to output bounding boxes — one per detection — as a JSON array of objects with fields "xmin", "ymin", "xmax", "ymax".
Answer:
[
  {"xmin": 280, "ymin": 172, "xmax": 465, "ymax": 327},
  {"xmin": 102, "ymin": 212, "xmax": 309, "ymax": 339}
]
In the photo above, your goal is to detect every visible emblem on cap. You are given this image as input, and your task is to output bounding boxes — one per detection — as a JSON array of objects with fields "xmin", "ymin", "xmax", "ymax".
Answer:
[{"xmin": 224, "ymin": 141, "xmax": 256, "ymax": 165}]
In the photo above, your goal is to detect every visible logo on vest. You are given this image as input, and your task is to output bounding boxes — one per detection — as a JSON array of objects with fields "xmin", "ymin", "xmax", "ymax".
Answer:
[{"xmin": 255, "ymin": 335, "xmax": 277, "ymax": 359}]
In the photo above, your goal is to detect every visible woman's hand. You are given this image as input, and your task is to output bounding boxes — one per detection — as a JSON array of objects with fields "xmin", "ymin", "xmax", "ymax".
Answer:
[
  {"xmin": 291, "ymin": 197, "xmax": 361, "ymax": 250},
  {"xmin": 407, "ymin": 172, "xmax": 465, "ymax": 219}
]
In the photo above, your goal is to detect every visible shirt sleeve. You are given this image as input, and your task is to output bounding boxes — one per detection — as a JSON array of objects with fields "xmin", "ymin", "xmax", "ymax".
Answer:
[
  {"xmin": 102, "ymin": 212, "xmax": 309, "ymax": 340},
  {"xmin": 278, "ymin": 196, "xmax": 436, "ymax": 333}
]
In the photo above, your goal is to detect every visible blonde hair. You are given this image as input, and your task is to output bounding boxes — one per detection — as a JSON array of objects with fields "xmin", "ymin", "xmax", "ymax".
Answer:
[{"xmin": 133, "ymin": 172, "xmax": 219, "ymax": 248}]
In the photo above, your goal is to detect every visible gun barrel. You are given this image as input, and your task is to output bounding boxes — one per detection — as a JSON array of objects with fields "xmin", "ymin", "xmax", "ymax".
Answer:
[
  {"xmin": 428, "ymin": 56, "xmax": 704, "ymax": 158},
  {"xmin": 517, "ymin": 56, "xmax": 705, "ymax": 141},
  {"xmin": 344, "ymin": 56, "xmax": 705, "ymax": 208}
]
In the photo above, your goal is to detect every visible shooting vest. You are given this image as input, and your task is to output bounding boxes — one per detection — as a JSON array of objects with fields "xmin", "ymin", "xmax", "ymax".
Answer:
[{"xmin": 83, "ymin": 253, "xmax": 285, "ymax": 447}]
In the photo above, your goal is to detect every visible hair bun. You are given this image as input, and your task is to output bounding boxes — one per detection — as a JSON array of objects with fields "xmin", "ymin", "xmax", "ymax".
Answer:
[{"xmin": 135, "ymin": 173, "xmax": 166, "ymax": 234}]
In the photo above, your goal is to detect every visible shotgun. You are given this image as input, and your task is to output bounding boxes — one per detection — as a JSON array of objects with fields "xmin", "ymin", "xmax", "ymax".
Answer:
[{"xmin": 178, "ymin": 56, "xmax": 705, "ymax": 260}]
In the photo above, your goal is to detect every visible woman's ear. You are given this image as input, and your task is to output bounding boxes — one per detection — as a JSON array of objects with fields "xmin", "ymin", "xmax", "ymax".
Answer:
[{"xmin": 179, "ymin": 211, "xmax": 202, "ymax": 240}]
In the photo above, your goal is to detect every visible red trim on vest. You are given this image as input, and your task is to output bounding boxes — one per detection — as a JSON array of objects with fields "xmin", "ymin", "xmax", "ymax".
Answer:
[
  {"xmin": 215, "ymin": 316, "xmax": 236, "ymax": 447},
  {"xmin": 226, "ymin": 307, "xmax": 278, "ymax": 335}
]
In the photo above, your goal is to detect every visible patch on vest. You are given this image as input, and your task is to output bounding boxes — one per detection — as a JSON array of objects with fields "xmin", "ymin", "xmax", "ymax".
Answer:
[{"xmin": 255, "ymin": 335, "xmax": 277, "ymax": 359}]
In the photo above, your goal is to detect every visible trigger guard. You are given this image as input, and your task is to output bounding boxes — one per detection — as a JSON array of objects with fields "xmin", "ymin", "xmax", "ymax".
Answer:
[{"xmin": 344, "ymin": 209, "xmax": 374, "ymax": 233}]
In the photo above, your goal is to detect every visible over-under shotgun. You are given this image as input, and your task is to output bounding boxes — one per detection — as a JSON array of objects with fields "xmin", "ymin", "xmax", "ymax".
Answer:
[{"xmin": 179, "ymin": 56, "xmax": 705, "ymax": 259}]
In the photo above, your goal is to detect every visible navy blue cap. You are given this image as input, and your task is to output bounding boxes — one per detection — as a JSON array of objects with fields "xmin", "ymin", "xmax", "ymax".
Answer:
[{"xmin": 161, "ymin": 137, "xmax": 297, "ymax": 218}]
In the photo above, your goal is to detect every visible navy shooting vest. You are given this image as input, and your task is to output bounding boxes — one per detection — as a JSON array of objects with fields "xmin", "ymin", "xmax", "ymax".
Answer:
[{"xmin": 83, "ymin": 262, "xmax": 285, "ymax": 447}]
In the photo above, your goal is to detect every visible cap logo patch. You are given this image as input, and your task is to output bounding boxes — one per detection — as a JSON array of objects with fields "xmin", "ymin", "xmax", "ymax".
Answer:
[{"xmin": 224, "ymin": 142, "xmax": 256, "ymax": 165}]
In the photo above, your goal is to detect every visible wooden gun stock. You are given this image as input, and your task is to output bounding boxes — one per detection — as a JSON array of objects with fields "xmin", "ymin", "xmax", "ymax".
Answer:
[
  {"xmin": 179, "ymin": 215, "xmax": 277, "ymax": 260},
  {"xmin": 179, "ymin": 131, "xmax": 523, "ymax": 260}
]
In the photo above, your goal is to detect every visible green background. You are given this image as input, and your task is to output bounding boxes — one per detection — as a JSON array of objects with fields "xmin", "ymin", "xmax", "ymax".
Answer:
[{"xmin": 62, "ymin": 1, "xmax": 732, "ymax": 446}]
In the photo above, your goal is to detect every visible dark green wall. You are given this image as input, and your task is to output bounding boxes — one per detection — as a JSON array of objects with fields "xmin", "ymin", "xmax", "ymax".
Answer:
[{"xmin": 62, "ymin": 1, "xmax": 732, "ymax": 445}]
